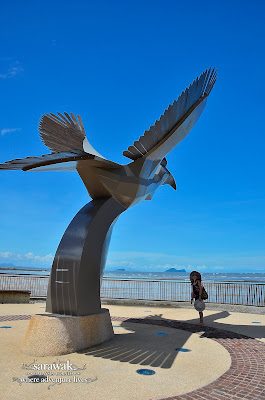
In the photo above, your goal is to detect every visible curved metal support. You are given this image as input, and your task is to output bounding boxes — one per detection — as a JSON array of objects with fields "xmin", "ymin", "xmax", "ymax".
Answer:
[{"xmin": 46, "ymin": 198, "xmax": 126, "ymax": 316}]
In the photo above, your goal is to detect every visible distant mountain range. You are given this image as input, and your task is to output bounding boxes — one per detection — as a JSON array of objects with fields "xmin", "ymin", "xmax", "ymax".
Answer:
[
  {"xmin": 165, "ymin": 268, "xmax": 186, "ymax": 273},
  {"xmin": 0, "ymin": 263, "xmax": 15, "ymax": 267},
  {"xmin": 0, "ymin": 264, "xmax": 187, "ymax": 274},
  {"xmin": 107, "ymin": 267, "xmax": 187, "ymax": 273}
]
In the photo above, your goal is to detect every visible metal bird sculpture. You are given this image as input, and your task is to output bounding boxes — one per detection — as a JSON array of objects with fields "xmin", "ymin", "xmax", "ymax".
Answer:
[{"xmin": 0, "ymin": 68, "xmax": 217, "ymax": 316}]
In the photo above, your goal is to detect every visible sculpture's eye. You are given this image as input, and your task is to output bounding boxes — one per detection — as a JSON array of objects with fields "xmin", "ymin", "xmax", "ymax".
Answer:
[
  {"xmin": 153, "ymin": 158, "xmax": 168, "ymax": 178},
  {"xmin": 154, "ymin": 164, "xmax": 166, "ymax": 180}
]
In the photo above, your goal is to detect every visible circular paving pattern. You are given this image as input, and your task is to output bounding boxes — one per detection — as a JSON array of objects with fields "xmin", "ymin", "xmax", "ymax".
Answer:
[
  {"xmin": 112, "ymin": 316, "xmax": 265, "ymax": 400},
  {"xmin": 0, "ymin": 315, "xmax": 32, "ymax": 321},
  {"xmin": 1, "ymin": 314, "xmax": 265, "ymax": 399}
]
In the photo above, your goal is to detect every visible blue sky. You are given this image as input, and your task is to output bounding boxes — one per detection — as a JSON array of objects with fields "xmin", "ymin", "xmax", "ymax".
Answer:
[{"xmin": 0, "ymin": 0, "xmax": 264, "ymax": 273}]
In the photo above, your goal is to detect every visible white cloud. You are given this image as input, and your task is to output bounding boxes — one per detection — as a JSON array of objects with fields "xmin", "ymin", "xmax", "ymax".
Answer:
[
  {"xmin": 0, "ymin": 252, "xmax": 13, "ymax": 258},
  {"xmin": 107, "ymin": 251, "xmax": 265, "ymax": 272},
  {"xmin": 212, "ymin": 265, "xmax": 224, "ymax": 270},
  {"xmin": 0, "ymin": 251, "xmax": 53, "ymax": 267},
  {"xmin": 1, "ymin": 128, "xmax": 19, "ymax": 136},
  {"xmin": 1, "ymin": 249, "xmax": 264, "ymax": 272},
  {"xmin": 106, "ymin": 260, "xmax": 136, "ymax": 269},
  {"xmin": 24, "ymin": 252, "xmax": 54, "ymax": 263},
  {"xmin": 196, "ymin": 265, "xmax": 208, "ymax": 271},
  {"xmin": 149, "ymin": 263, "xmax": 187, "ymax": 271},
  {"xmin": 0, "ymin": 61, "xmax": 23, "ymax": 79}
]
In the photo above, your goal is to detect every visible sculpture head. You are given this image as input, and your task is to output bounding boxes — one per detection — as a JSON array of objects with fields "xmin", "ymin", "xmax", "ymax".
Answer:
[{"xmin": 153, "ymin": 158, "xmax": 177, "ymax": 191}]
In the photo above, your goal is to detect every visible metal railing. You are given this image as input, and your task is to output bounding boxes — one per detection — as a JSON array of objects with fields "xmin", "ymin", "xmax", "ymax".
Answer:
[
  {"xmin": 101, "ymin": 278, "xmax": 265, "ymax": 306},
  {"xmin": 0, "ymin": 274, "xmax": 264, "ymax": 306},
  {"xmin": 0, "ymin": 274, "xmax": 49, "ymax": 297}
]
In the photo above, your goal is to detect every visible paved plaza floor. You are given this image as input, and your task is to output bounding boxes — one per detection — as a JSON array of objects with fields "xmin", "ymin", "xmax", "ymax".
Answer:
[{"xmin": 0, "ymin": 302, "xmax": 265, "ymax": 400}]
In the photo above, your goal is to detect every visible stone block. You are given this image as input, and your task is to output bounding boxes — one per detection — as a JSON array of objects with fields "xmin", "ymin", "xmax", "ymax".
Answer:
[{"xmin": 20, "ymin": 308, "xmax": 114, "ymax": 356}]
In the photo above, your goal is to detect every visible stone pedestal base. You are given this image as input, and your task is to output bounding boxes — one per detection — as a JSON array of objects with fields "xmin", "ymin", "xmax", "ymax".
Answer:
[{"xmin": 20, "ymin": 308, "xmax": 114, "ymax": 356}]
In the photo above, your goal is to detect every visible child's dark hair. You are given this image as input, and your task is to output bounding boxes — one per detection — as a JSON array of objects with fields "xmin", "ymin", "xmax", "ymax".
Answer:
[{"xmin": 190, "ymin": 270, "xmax": 202, "ymax": 282}]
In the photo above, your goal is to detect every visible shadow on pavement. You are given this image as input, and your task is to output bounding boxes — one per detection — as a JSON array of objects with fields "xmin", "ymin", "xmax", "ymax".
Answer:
[
  {"xmin": 79, "ymin": 310, "xmax": 265, "ymax": 368},
  {"xmin": 79, "ymin": 314, "xmax": 193, "ymax": 369}
]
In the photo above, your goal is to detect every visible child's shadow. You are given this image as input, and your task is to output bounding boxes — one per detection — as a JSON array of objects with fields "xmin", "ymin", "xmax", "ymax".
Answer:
[{"xmin": 196, "ymin": 310, "xmax": 265, "ymax": 340}]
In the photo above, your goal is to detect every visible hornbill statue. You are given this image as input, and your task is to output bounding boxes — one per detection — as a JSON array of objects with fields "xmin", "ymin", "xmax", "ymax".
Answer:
[{"xmin": 0, "ymin": 68, "xmax": 217, "ymax": 316}]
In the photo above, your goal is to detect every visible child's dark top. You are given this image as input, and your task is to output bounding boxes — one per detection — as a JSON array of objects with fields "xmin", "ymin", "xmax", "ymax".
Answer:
[{"xmin": 192, "ymin": 281, "xmax": 200, "ymax": 300}]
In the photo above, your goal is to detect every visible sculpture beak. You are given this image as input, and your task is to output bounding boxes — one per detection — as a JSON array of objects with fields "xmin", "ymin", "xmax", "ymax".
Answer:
[{"xmin": 164, "ymin": 173, "xmax": 177, "ymax": 190}]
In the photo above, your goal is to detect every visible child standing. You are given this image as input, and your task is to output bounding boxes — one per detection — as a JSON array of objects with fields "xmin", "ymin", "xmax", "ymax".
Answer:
[{"xmin": 190, "ymin": 270, "xmax": 204, "ymax": 324}]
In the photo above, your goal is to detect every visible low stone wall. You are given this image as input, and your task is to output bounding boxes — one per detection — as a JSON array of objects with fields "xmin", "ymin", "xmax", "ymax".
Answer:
[{"xmin": 0, "ymin": 290, "xmax": 31, "ymax": 303}]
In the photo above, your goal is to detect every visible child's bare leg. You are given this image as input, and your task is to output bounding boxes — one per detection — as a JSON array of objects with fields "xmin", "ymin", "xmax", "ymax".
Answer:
[{"xmin": 199, "ymin": 312, "xmax": 203, "ymax": 324}]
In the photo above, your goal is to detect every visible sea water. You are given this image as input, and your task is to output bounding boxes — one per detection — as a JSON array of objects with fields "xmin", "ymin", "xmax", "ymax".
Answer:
[
  {"xmin": 104, "ymin": 271, "xmax": 265, "ymax": 283},
  {"xmin": 1, "ymin": 266, "xmax": 265, "ymax": 282}
]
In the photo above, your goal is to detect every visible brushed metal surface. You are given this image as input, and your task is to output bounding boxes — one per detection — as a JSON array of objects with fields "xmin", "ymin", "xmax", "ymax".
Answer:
[
  {"xmin": 123, "ymin": 67, "xmax": 217, "ymax": 160},
  {"xmin": 46, "ymin": 198, "xmax": 126, "ymax": 316},
  {"xmin": 0, "ymin": 68, "xmax": 217, "ymax": 316}
]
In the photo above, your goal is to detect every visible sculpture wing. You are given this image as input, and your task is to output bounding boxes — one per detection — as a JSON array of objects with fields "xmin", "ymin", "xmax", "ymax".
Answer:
[
  {"xmin": 0, "ymin": 112, "xmax": 121, "ymax": 171},
  {"xmin": 39, "ymin": 112, "xmax": 104, "ymax": 158},
  {"xmin": 0, "ymin": 151, "xmax": 121, "ymax": 171},
  {"xmin": 123, "ymin": 68, "xmax": 217, "ymax": 161}
]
